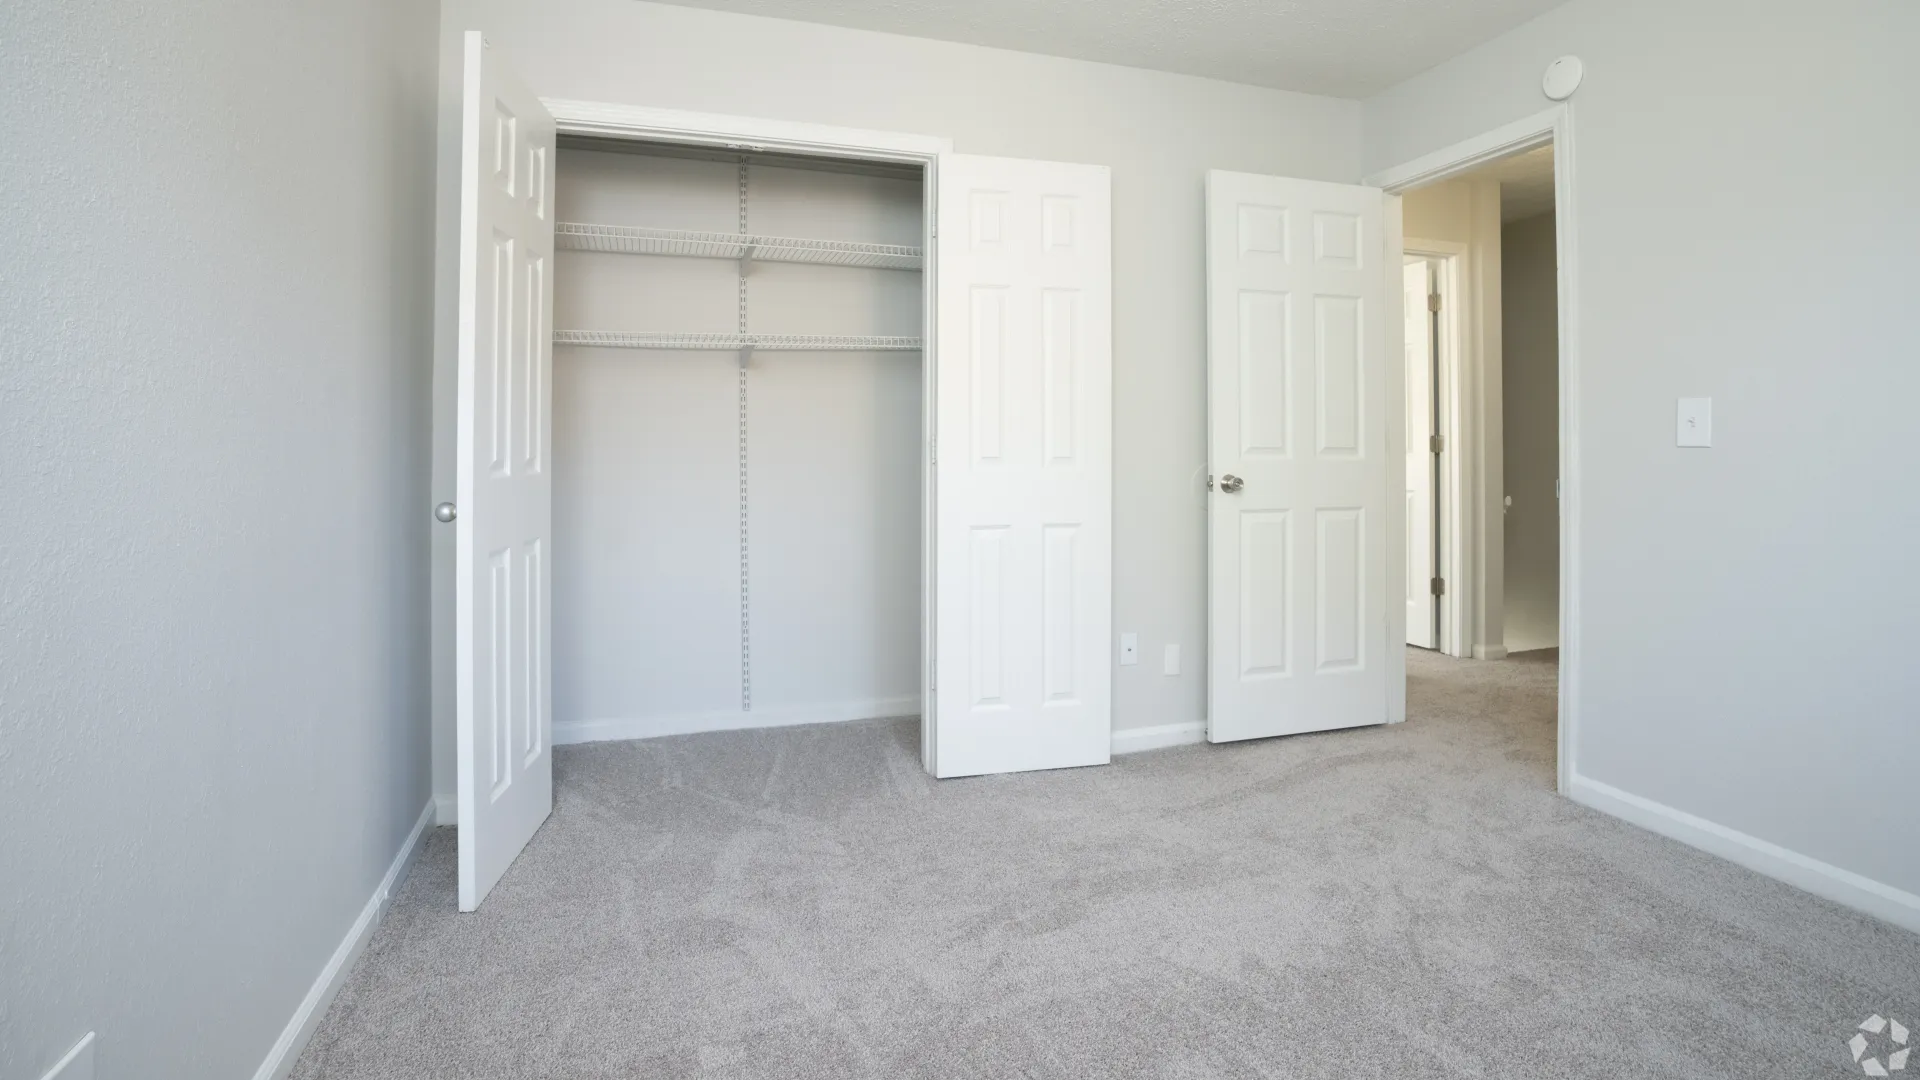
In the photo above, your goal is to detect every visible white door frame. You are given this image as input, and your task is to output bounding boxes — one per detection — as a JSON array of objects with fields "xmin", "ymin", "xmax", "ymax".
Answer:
[
  {"xmin": 537, "ymin": 100, "xmax": 953, "ymax": 771},
  {"xmin": 1401, "ymin": 240, "xmax": 1468, "ymax": 658},
  {"xmin": 1366, "ymin": 105, "xmax": 1579, "ymax": 795}
]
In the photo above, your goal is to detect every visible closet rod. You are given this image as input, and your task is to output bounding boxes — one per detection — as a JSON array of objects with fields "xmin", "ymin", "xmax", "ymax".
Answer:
[
  {"xmin": 556, "ymin": 133, "xmax": 924, "ymax": 181},
  {"xmin": 553, "ymin": 331, "xmax": 923, "ymax": 352}
]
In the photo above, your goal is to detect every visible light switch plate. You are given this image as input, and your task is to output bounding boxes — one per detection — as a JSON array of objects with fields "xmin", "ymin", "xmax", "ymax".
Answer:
[
  {"xmin": 1162, "ymin": 643, "xmax": 1181, "ymax": 676},
  {"xmin": 1119, "ymin": 633, "xmax": 1138, "ymax": 666},
  {"xmin": 1677, "ymin": 397, "xmax": 1712, "ymax": 447}
]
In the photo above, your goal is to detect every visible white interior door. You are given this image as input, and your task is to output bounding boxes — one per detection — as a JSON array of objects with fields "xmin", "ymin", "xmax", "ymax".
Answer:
[
  {"xmin": 1403, "ymin": 258, "xmax": 1437, "ymax": 648},
  {"xmin": 455, "ymin": 30, "xmax": 555, "ymax": 911},
  {"xmin": 1206, "ymin": 171, "xmax": 1393, "ymax": 743},
  {"xmin": 931, "ymin": 154, "xmax": 1112, "ymax": 778}
]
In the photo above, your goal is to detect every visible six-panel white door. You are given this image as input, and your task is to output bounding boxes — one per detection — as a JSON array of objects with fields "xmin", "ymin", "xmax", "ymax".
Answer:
[
  {"xmin": 931, "ymin": 154, "xmax": 1113, "ymax": 778},
  {"xmin": 1206, "ymin": 171, "xmax": 1394, "ymax": 743},
  {"xmin": 455, "ymin": 30, "xmax": 556, "ymax": 912},
  {"xmin": 1403, "ymin": 258, "xmax": 1437, "ymax": 648}
]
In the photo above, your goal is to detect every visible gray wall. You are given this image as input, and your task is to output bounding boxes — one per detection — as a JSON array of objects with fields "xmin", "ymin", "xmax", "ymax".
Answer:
[
  {"xmin": 1367, "ymin": 0, "xmax": 1920, "ymax": 897},
  {"xmin": 1500, "ymin": 212, "xmax": 1558, "ymax": 653},
  {"xmin": 431, "ymin": 0, "xmax": 1365, "ymax": 796},
  {"xmin": 0, "ymin": 0, "xmax": 440, "ymax": 1076}
]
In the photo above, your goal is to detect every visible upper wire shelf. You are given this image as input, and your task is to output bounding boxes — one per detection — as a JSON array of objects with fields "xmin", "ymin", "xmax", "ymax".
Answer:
[
  {"xmin": 553, "ymin": 331, "xmax": 923, "ymax": 352},
  {"xmin": 555, "ymin": 222, "xmax": 923, "ymax": 271}
]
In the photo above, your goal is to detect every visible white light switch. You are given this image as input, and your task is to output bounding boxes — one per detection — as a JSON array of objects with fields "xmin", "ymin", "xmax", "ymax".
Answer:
[
  {"xmin": 1119, "ymin": 633, "xmax": 1138, "ymax": 666},
  {"xmin": 1163, "ymin": 643, "xmax": 1181, "ymax": 676},
  {"xmin": 1677, "ymin": 397, "xmax": 1712, "ymax": 447}
]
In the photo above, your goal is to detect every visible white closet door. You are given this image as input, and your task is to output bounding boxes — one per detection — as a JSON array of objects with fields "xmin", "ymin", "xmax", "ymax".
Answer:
[
  {"xmin": 454, "ymin": 31, "xmax": 556, "ymax": 912},
  {"xmin": 1403, "ymin": 259, "xmax": 1437, "ymax": 648},
  {"xmin": 1206, "ymin": 171, "xmax": 1394, "ymax": 744},
  {"xmin": 931, "ymin": 154, "xmax": 1111, "ymax": 778}
]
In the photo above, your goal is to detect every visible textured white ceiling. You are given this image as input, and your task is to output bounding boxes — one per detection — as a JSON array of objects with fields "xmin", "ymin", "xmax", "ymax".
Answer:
[{"xmin": 641, "ymin": 0, "xmax": 1569, "ymax": 97}]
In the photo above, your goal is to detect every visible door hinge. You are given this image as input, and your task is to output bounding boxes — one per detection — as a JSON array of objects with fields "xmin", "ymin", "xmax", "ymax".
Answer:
[
  {"xmin": 1429, "ymin": 433, "xmax": 1444, "ymax": 454},
  {"xmin": 929, "ymin": 438, "xmax": 936, "ymax": 465},
  {"xmin": 1428, "ymin": 292, "xmax": 1441, "ymax": 313},
  {"xmin": 1431, "ymin": 577, "xmax": 1445, "ymax": 597}
]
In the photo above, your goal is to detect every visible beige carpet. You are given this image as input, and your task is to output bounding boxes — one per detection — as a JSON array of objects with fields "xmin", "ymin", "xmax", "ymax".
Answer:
[{"xmin": 292, "ymin": 648, "xmax": 1918, "ymax": 1079}]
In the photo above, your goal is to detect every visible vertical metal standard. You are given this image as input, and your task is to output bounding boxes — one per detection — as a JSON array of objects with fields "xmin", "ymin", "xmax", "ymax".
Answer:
[{"xmin": 737, "ymin": 157, "xmax": 752, "ymax": 712}]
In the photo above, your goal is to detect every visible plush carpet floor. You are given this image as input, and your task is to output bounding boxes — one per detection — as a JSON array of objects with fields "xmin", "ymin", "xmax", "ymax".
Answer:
[{"xmin": 292, "ymin": 649, "xmax": 1917, "ymax": 1079}]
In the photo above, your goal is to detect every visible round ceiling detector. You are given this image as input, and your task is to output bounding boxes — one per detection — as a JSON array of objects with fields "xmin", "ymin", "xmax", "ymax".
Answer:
[{"xmin": 1542, "ymin": 55, "xmax": 1584, "ymax": 101}]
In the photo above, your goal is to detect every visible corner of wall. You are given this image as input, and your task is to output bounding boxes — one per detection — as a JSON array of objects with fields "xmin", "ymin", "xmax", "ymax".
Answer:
[{"xmin": 1568, "ymin": 774, "xmax": 1920, "ymax": 936}]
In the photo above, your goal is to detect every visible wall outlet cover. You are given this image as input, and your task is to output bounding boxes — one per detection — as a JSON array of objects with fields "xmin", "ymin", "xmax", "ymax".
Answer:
[
  {"xmin": 1163, "ymin": 643, "xmax": 1181, "ymax": 676},
  {"xmin": 1677, "ymin": 397, "xmax": 1712, "ymax": 447}
]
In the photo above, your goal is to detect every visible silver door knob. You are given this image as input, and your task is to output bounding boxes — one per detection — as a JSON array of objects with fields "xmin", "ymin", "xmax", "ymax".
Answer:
[
  {"xmin": 434, "ymin": 502, "xmax": 457, "ymax": 523},
  {"xmin": 1219, "ymin": 474, "xmax": 1245, "ymax": 493}
]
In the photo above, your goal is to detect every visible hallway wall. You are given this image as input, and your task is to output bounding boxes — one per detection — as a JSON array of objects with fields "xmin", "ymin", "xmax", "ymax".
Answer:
[{"xmin": 1501, "ymin": 211, "xmax": 1559, "ymax": 652}]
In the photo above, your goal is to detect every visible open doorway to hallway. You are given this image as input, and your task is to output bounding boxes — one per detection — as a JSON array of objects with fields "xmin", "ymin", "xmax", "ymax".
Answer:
[{"xmin": 1398, "ymin": 140, "xmax": 1563, "ymax": 773}]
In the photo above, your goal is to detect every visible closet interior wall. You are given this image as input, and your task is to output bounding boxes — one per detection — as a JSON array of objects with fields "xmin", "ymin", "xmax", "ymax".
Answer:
[{"xmin": 552, "ymin": 141, "xmax": 925, "ymax": 738}]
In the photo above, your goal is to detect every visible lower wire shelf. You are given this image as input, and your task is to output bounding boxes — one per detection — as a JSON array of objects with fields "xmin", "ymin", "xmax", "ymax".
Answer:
[{"xmin": 553, "ymin": 331, "xmax": 922, "ymax": 352}]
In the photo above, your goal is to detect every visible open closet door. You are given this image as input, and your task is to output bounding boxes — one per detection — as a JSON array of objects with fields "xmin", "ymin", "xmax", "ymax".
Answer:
[
  {"xmin": 931, "ymin": 155, "xmax": 1112, "ymax": 778},
  {"xmin": 454, "ymin": 30, "xmax": 556, "ymax": 911},
  {"xmin": 1205, "ymin": 171, "xmax": 1397, "ymax": 744}
]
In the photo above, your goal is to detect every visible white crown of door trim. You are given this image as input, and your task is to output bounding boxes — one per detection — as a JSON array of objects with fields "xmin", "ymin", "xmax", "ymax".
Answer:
[
  {"xmin": 1364, "ymin": 107, "xmax": 1561, "ymax": 193},
  {"xmin": 541, "ymin": 99, "xmax": 951, "ymax": 161}
]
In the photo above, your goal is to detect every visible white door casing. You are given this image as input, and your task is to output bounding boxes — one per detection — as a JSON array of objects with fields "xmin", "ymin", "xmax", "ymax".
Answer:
[
  {"xmin": 455, "ymin": 31, "xmax": 556, "ymax": 911},
  {"xmin": 1403, "ymin": 258, "xmax": 1437, "ymax": 648},
  {"xmin": 932, "ymin": 154, "xmax": 1112, "ymax": 778},
  {"xmin": 1206, "ymin": 171, "xmax": 1393, "ymax": 744}
]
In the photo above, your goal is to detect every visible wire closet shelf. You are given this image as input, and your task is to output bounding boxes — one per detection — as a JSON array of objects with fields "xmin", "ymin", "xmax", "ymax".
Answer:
[
  {"xmin": 555, "ymin": 223, "xmax": 923, "ymax": 271},
  {"xmin": 552, "ymin": 331, "xmax": 922, "ymax": 352}
]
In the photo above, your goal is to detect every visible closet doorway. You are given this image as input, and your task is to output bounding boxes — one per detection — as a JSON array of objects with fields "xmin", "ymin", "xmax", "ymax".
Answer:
[
  {"xmin": 443, "ymin": 33, "xmax": 1115, "ymax": 909},
  {"xmin": 551, "ymin": 138, "xmax": 930, "ymax": 749}
]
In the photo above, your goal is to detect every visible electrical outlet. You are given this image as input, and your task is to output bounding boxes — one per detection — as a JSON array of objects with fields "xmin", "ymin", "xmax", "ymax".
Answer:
[
  {"xmin": 1119, "ymin": 633, "xmax": 1138, "ymax": 666},
  {"xmin": 1163, "ymin": 643, "xmax": 1181, "ymax": 676}
]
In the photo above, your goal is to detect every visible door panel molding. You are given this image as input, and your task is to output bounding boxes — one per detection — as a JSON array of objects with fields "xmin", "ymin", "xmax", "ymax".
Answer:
[
  {"xmin": 455, "ymin": 31, "xmax": 557, "ymax": 911},
  {"xmin": 1206, "ymin": 171, "xmax": 1395, "ymax": 745},
  {"xmin": 933, "ymin": 154, "xmax": 1113, "ymax": 778}
]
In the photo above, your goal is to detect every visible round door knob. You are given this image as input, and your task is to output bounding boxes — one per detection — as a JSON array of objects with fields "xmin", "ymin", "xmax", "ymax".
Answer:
[
  {"xmin": 434, "ymin": 502, "xmax": 457, "ymax": 523},
  {"xmin": 1220, "ymin": 474, "xmax": 1245, "ymax": 493}
]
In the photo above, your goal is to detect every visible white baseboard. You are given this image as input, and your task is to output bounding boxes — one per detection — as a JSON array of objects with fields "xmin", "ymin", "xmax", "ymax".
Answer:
[
  {"xmin": 37, "ymin": 1032, "xmax": 94, "ymax": 1080},
  {"xmin": 1112, "ymin": 721, "xmax": 1207, "ymax": 755},
  {"xmin": 1569, "ymin": 774, "xmax": 1920, "ymax": 935},
  {"xmin": 1472, "ymin": 644, "xmax": 1509, "ymax": 660},
  {"xmin": 252, "ymin": 800, "xmax": 435, "ymax": 1080},
  {"xmin": 554, "ymin": 695, "xmax": 921, "ymax": 746},
  {"xmin": 432, "ymin": 793, "xmax": 456, "ymax": 827}
]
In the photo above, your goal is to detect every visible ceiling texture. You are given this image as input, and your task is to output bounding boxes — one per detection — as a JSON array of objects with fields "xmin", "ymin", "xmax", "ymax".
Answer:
[{"xmin": 643, "ymin": 0, "xmax": 1568, "ymax": 98}]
